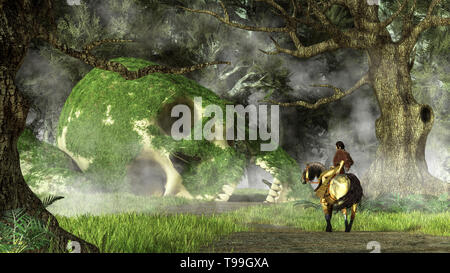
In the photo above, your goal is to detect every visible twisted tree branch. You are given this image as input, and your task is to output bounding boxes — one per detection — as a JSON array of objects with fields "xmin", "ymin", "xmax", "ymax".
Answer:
[
  {"xmin": 401, "ymin": 0, "xmax": 417, "ymax": 38},
  {"xmin": 262, "ymin": 74, "xmax": 369, "ymax": 109},
  {"xmin": 426, "ymin": 0, "xmax": 443, "ymax": 18},
  {"xmin": 38, "ymin": 31, "xmax": 229, "ymax": 80},
  {"xmin": 181, "ymin": 0, "xmax": 375, "ymax": 58},
  {"xmin": 82, "ymin": 39, "xmax": 133, "ymax": 53},
  {"xmin": 178, "ymin": 1, "xmax": 289, "ymax": 33},
  {"xmin": 307, "ymin": 0, "xmax": 344, "ymax": 39},
  {"xmin": 404, "ymin": 4, "xmax": 450, "ymax": 49},
  {"xmin": 378, "ymin": 0, "xmax": 409, "ymax": 30}
]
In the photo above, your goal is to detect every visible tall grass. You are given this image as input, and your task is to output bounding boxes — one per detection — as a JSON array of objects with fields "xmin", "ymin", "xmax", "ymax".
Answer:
[
  {"xmin": 57, "ymin": 213, "xmax": 248, "ymax": 253},
  {"xmin": 54, "ymin": 201, "xmax": 449, "ymax": 253},
  {"xmin": 5, "ymin": 193, "xmax": 446, "ymax": 253},
  {"xmin": 358, "ymin": 193, "xmax": 449, "ymax": 213},
  {"xmin": 226, "ymin": 203, "xmax": 450, "ymax": 236}
]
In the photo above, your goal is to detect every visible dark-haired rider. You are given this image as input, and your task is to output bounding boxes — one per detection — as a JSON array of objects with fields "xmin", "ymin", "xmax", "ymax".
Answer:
[{"xmin": 333, "ymin": 141, "xmax": 354, "ymax": 174}]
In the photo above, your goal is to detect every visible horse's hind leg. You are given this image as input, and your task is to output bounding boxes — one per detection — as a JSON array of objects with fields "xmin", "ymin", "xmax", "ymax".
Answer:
[
  {"xmin": 342, "ymin": 208, "xmax": 348, "ymax": 231},
  {"xmin": 321, "ymin": 198, "xmax": 333, "ymax": 232},
  {"xmin": 346, "ymin": 203, "xmax": 358, "ymax": 232}
]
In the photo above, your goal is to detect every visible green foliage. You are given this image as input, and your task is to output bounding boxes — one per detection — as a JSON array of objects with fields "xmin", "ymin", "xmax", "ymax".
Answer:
[
  {"xmin": 150, "ymin": 126, "xmax": 246, "ymax": 195},
  {"xmin": 55, "ymin": 202, "xmax": 449, "ymax": 253},
  {"xmin": 18, "ymin": 129, "xmax": 74, "ymax": 170},
  {"xmin": 39, "ymin": 1, "xmax": 106, "ymax": 83},
  {"xmin": 57, "ymin": 212, "xmax": 248, "ymax": 253},
  {"xmin": 233, "ymin": 188, "xmax": 268, "ymax": 195},
  {"xmin": 17, "ymin": 128, "xmax": 40, "ymax": 152},
  {"xmin": 56, "ymin": 2, "xmax": 104, "ymax": 48},
  {"xmin": 379, "ymin": 0, "xmax": 450, "ymax": 48},
  {"xmin": 359, "ymin": 193, "xmax": 450, "ymax": 213},
  {"xmin": 18, "ymin": 128, "xmax": 84, "ymax": 194},
  {"xmin": 252, "ymin": 58, "xmax": 293, "ymax": 96},
  {"xmin": 293, "ymin": 193, "xmax": 449, "ymax": 213},
  {"xmin": 226, "ymin": 202, "xmax": 450, "ymax": 236},
  {"xmin": 325, "ymin": 4, "xmax": 354, "ymax": 29},
  {"xmin": 243, "ymin": 139, "xmax": 309, "ymax": 199},
  {"xmin": 0, "ymin": 194, "xmax": 64, "ymax": 253},
  {"xmin": 41, "ymin": 195, "xmax": 65, "ymax": 208},
  {"xmin": 254, "ymin": 147, "xmax": 302, "ymax": 186},
  {"xmin": 0, "ymin": 209, "xmax": 54, "ymax": 253},
  {"xmin": 57, "ymin": 57, "xmax": 246, "ymax": 194}
]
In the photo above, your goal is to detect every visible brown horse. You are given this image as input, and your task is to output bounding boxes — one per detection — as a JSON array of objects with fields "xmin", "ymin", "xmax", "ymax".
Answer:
[{"xmin": 302, "ymin": 161, "xmax": 363, "ymax": 232}]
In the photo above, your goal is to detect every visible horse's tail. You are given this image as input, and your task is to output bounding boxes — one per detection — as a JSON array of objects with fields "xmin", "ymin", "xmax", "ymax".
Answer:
[{"xmin": 334, "ymin": 173, "xmax": 363, "ymax": 211}]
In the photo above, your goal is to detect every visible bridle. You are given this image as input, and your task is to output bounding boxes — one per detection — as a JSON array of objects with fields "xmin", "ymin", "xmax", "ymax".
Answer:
[{"xmin": 304, "ymin": 165, "xmax": 320, "ymax": 184}]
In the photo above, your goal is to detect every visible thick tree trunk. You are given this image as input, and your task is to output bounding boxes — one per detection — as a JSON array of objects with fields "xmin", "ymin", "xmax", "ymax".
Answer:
[
  {"xmin": 0, "ymin": 72, "xmax": 98, "ymax": 253},
  {"xmin": 0, "ymin": 1, "xmax": 98, "ymax": 253},
  {"xmin": 363, "ymin": 45, "xmax": 449, "ymax": 197}
]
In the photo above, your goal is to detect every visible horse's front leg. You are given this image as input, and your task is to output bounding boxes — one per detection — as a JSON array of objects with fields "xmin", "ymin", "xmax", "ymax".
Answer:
[{"xmin": 320, "ymin": 198, "xmax": 333, "ymax": 232}]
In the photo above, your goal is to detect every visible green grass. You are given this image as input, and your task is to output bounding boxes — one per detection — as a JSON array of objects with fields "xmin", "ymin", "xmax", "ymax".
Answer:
[
  {"xmin": 225, "ymin": 202, "xmax": 450, "ymax": 236},
  {"xmin": 56, "ymin": 213, "xmax": 248, "ymax": 253},
  {"xmin": 233, "ymin": 188, "xmax": 268, "ymax": 195},
  {"xmin": 358, "ymin": 193, "xmax": 449, "ymax": 213},
  {"xmin": 49, "ymin": 198, "xmax": 449, "ymax": 253}
]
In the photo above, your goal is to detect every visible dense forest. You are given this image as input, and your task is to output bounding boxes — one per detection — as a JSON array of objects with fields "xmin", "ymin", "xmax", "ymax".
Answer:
[
  {"xmin": 1, "ymin": 0, "xmax": 448, "ymax": 252},
  {"xmin": 17, "ymin": 0, "xmax": 449, "ymax": 184}
]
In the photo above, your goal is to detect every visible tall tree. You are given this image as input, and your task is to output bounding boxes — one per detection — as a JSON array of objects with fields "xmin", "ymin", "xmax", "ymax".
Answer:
[
  {"xmin": 181, "ymin": 0, "xmax": 450, "ymax": 196},
  {"xmin": 0, "ymin": 0, "xmax": 226, "ymax": 252}
]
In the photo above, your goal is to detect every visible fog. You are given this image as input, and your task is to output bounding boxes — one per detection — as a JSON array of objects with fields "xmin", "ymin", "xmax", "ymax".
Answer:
[{"xmin": 17, "ymin": 1, "xmax": 448, "ymax": 214}]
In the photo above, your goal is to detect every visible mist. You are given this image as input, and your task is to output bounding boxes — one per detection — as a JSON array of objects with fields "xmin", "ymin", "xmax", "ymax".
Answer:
[{"xmin": 16, "ymin": 1, "xmax": 449, "ymax": 216}]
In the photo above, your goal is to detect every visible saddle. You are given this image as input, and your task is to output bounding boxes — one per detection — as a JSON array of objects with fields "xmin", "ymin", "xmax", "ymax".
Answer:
[
  {"xmin": 314, "ymin": 167, "xmax": 335, "ymax": 198},
  {"xmin": 315, "ymin": 163, "xmax": 350, "ymax": 201},
  {"xmin": 315, "ymin": 176, "xmax": 332, "ymax": 199}
]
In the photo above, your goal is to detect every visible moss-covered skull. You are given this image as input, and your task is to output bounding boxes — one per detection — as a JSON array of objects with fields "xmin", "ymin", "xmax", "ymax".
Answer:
[{"xmin": 57, "ymin": 57, "xmax": 302, "ymax": 202}]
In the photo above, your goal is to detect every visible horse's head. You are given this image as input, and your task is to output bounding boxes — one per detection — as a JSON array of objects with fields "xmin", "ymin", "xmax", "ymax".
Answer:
[{"xmin": 302, "ymin": 162, "xmax": 326, "ymax": 184}]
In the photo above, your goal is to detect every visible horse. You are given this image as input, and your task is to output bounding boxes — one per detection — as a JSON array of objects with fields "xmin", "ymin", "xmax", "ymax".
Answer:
[{"xmin": 301, "ymin": 160, "xmax": 363, "ymax": 232}]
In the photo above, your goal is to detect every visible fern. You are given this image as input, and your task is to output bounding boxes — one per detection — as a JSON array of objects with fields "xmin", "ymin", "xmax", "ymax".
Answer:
[
  {"xmin": 0, "ymin": 209, "xmax": 54, "ymax": 253},
  {"xmin": 41, "ymin": 195, "xmax": 65, "ymax": 208}
]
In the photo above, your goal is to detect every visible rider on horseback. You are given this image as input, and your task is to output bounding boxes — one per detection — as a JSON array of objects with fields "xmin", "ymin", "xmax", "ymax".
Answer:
[
  {"xmin": 301, "ymin": 142, "xmax": 362, "ymax": 232},
  {"xmin": 315, "ymin": 141, "xmax": 353, "ymax": 199},
  {"xmin": 333, "ymin": 141, "xmax": 353, "ymax": 174}
]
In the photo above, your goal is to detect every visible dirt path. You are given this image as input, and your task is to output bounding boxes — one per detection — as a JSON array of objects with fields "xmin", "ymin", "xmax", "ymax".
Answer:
[
  {"xmin": 163, "ymin": 201, "xmax": 450, "ymax": 253},
  {"xmin": 200, "ymin": 225, "xmax": 450, "ymax": 253}
]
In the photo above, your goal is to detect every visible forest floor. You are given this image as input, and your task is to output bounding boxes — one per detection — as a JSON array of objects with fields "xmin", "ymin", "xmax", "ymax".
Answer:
[
  {"xmin": 162, "ymin": 201, "xmax": 450, "ymax": 253},
  {"xmin": 199, "ymin": 227, "xmax": 450, "ymax": 253}
]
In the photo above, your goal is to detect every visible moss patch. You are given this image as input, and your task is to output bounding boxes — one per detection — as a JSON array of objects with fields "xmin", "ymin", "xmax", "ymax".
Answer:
[
  {"xmin": 57, "ymin": 57, "xmax": 307, "ymax": 197},
  {"xmin": 57, "ymin": 57, "xmax": 245, "ymax": 195},
  {"xmin": 18, "ymin": 129, "xmax": 84, "ymax": 196}
]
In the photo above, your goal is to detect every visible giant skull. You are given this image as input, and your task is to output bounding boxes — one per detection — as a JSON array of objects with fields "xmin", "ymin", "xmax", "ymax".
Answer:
[{"xmin": 57, "ymin": 57, "xmax": 303, "ymax": 202}]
